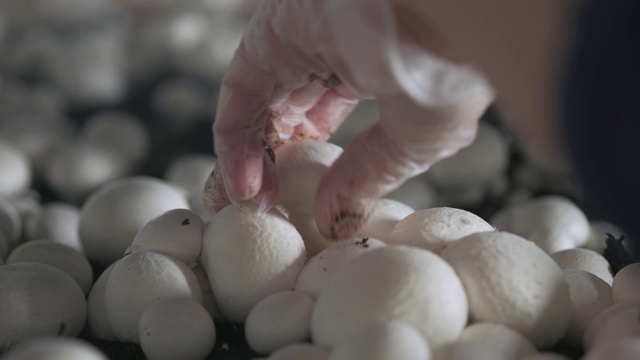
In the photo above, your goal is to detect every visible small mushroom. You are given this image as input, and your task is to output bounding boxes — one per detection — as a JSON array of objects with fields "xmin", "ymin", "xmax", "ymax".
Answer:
[
  {"xmin": 245, "ymin": 291, "xmax": 315, "ymax": 355},
  {"xmin": 87, "ymin": 261, "xmax": 119, "ymax": 341},
  {"xmin": 0, "ymin": 262, "xmax": 87, "ymax": 351},
  {"xmin": 27, "ymin": 202, "xmax": 83, "ymax": 252},
  {"xmin": 139, "ymin": 297, "xmax": 215, "ymax": 360},
  {"xmin": 294, "ymin": 238, "xmax": 386, "ymax": 299},
  {"xmin": 551, "ymin": 248, "xmax": 613, "ymax": 285},
  {"xmin": 329, "ymin": 321, "xmax": 430, "ymax": 360},
  {"xmin": 201, "ymin": 206, "xmax": 306, "ymax": 323},
  {"xmin": 1, "ymin": 337, "xmax": 107, "ymax": 360},
  {"xmin": 6, "ymin": 240, "xmax": 93, "ymax": 294},
  {"xmin": 0, "ymin": 139, "xmax": 32, "ymax": 198},
  {"xmin": 389, "ymin": 207, "xmax": 493, "ymax": 254},
  {"xmin": 441, "ymin": 230, "xmax": 571, "ymax": 348},
  {"xmin": 491, "ymin": 196, "xmax": 590, "ymax": 253},
  {"xmin": 127, "ymin": 208, "xmax": 204, "ymax": 267},
  {"xmin": 79, "ymin": 176, "xmax": 189, "ymax": 266},
  {"xmin": 164, "ymin": 153, "xmax": 217, "ymax": 199},
  {"xmin": 357, "ymin": 198, "xmax": 414, "ymax": 242},
  {"xmin": 561, "ymin": 269, "xmax": 612, "ymax": 348},
  {"xmin": 104, "ymin": 251, "xmax": 203, "ymax": 343},
  {"xmin": 311, "ymin": 246, "xmax": 468, "ymax": 348},
  {"xmin": 612, "ymin": 263, "xmax": 640, "ymax": 303}
]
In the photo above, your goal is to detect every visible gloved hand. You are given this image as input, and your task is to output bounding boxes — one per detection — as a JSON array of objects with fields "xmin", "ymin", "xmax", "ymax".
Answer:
[{"xmin": 203, "ymin": 0, "xmax": 494, "ymax": 239}]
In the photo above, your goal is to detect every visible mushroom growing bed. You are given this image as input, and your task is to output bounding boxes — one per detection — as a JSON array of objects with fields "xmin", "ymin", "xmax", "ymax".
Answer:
[{"xmin": 0, "ymin": 1, "xmax": 639, "ymax": 360}]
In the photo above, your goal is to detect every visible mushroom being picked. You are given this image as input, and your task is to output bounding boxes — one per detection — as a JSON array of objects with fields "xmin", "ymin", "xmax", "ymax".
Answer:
[
  {"xmin": 139, "ymin": 297, "xmax": 215, "ymax": 360},
  {"xmin": 441, "ymin": 230, "xmax": 572, "ymax": 348},
  {"xmin": 491, "ymin": 195, "xmax": 590, "ymax": 253},
  {"xmin": 6, "ymin": 240, "xmax": 93, "ymax": 294},
  {"xmin": 79, "ymin": 176, "xmax": 189, "ymax": 266},
  {"xmin": 104, "ymin": 251, "xmax": 203, "ymax": 343},
  {"xmin": 388, "ymin": 207, "xmax": 494, "ymax": 254},
  {"xmin": 245, "ymin": 291, "xmax": 315, "ymax": 355},
  {"xmin": 201, "ymin": 206, "xmax": 306, "ymax": 323},
  {"xmin": 126, "ymin": 208, "xmax": 204, "ymax": 267},
  {"xmin": 311, "ymin": 246, "xmax": 468, "ymax": 349},
  {"xmin": 0, "ymin": 262, "xmax": 87, "ymax": 351}
]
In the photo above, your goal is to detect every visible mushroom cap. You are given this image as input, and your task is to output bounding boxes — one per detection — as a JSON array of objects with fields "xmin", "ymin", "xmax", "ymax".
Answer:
[
  {"xmin": 441, "ymin": 230, "xmax": 571, "ymax": 348},
  {"xmin": 139, "ymin": 297, "xmax": 215, "ymax": 360},
  {"xmin": 28, "ymin": 202, "xmax": 83, "ymax": 252},
  {"xmin": 0, "ymin": 139, "xmax": 32, "ymax": 198},
  {"xmin": 245, "ymin": 291, "xmax": 315, "ymax": 355},
  {"xmin": 79, "ymin": 176, "xmax": 189, "ymax": 266},
  {"xmin": 201, "ymin": 206, "xmax": 306, "ymax": 323},
  {"xmin": 389, "ymin": 207, "xmax": 493, "ymax": 254},
  {"xmin": 491, "ymin": 196, "xmax": 590, "ymax": 253},
  {"xmin": 561, "ymin": 269, "xmax": 612, "ymax": 347},
  {"xmin": 104, "ymin": 251, "xmax": 203, "ymax": 343},
  {"xmin": 357, "ymin": 198, "xmax": 414, "ymax": 242},
  {"xmin": 164, "ymin": 154, "xmax": 216, "ymax": 198},
  {"xmin": 80, "ymin": 111, "xmax": 149, "ymax": 165},
  {"xmin": 582, "ymin": 338, "xmax": 640, "ymax": 360},
  {"xmin": 328, "ymin": 321, "xmax": 431, "ymax": 360},
  {"xmin": 274, "ymin": 140, "xmax": 343, "ymax": 214},
  {"xmin": 268, "ymin": 343, "xmax": 330, "ymax": 360},
  {"xmin": 6, "ymin": 240, "xmax": 93, "ymax": 294},
  {"xmin": 0, "ymin": 262, "xmax": 87, "ymax": 351},
  {"xmin": 311, "ymin": 246, "xmax": 468, "ymax": 348},
  {"xmin": 44, "ymin": 141, "xmax": 129, "ymax": 204},
  {"xmin": 583, "ymin": 302, "xmax": 640, "ymax": 351},
  {"xmin": 551, "ymin": 248, "xmax": 613, "ymax": 285},
  {"xmin": 450, "ymin": 322, "xmax": 537, "ymax": 359},
  {"xmin": 286, "ymin": 211, "xmax": 334, "ymax": 257},
  {"xmin": 87, "ymin": 261, "xmax": 118, "ymax": 341},
  {"xmin": 294, "ymin": 238, "xmax": 386, "ymax": 300},
  {"xmin": 127, "ymin": 208, "xmax": 204, "ymax": 267},
  {"xmin": 612, "ymin": 263, "xmax": 640, "ymax": 303},
  {"xmin": 1, "ymin": 337, "xmax": 107, "ymax": 360}
]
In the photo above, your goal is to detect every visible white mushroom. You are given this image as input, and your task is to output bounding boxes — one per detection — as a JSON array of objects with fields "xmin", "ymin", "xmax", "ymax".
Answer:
[
  {"xmin": 356, "ymin": 198, "xmax": 414, "ymax": 242},
  {"xmin": 0, "ymin": 262, "xmax": 87, "ymax": 351},
  {"xmin": 551, "ymin": 248, "xmax": 613, "ymax": 285},
  {"xmin": 582, "ymin": 338, "xmax": 640, "ymax": 360},
  {"xmin": 267, "ymin": 343, "xmax": 330, "ymax": 360},
  {"xmin": 441, "ymin": 230, "xmax": 571, "ymax": 348},
  {"xmin": 245, "ymin": 291, "xmax": 315, "ymax": 355},
  {"xmin": 561, "ymin": 269, "xmax": 612, "ymax": 348},
  {"xmin": 201, "ymin": 206, "xmax": 306, "ymax": 323},
  {"xmin": 274, "ymin": 140, "xmax": 343, "ymax": 214},
  {"xmin": 329, "ymin": 321, "xmax": 431, "ymax": 360},
  {"xmin": 286, "ymin": 212, "xmax": 333, "ymax": 256},
  {"xmin": 87, "ymin": 261, "xmax": 118, "ymax": 341},
  {"xmin": 191, "ymin": 264, "xmax": 219, "ymax": 318},
  {"xmin": 0, "ymin": 139, "xmax": 31, "ymax": 198},
  {"xmin": 311, "ymin": 246, "xmax": 468, "ymax": 348},
  {"xmin": 490, "ymin": 195, "xmax": 590, "ymax": 253},
  {"xmin": 79, "ymin": 176, "xmax": 189, "ymax": 266},
  {"xmin": 139, "ymin": 297, "xmax": 216, "ymax": 360},
  {"xmin": 388, "ymin": 207, "xmax": 493, "ymax": 254},
  {"xmin": 583, "ymin": 302, "xmax": 640, "ymax": 351},
  {"xmin": 6, "ymin": 240, "xmax": 93, "ymax": 294},
  {"xmin": 1, "ymin": 337, "xmax": 107, "ymax": 360},
  {"xmin": 612, "ymin": 263, "xmax": 640, "ymax": 303},
  {"xmin": 104, "ymin": 251, "xmax": 203, "ymax": 343},
  {"xmin": 294, "ymin": 238, "xmax": 386, "ymax": 300},
  {"xmin": 27, "ymin": 202, "xmax": 82, "ymax": 252},
  {"xmin": 151, "ymin": 77, "xmax": 213, "ymax": 132},
  {"xmin": 79, "ymin": 111, "xmax": 150, "ymax": 165},
  {"xmin": 44, "ymin": 141, "xmax": 129, "ymax": 204},
  {"xmin": 448, "ymin": 322, "xmax": 537, "ymax": 360},
  {"xmin": 164, "ymin": 154, "xmax": 217, "ymax": 199},
  {"xmin": 127, "ymin": 208, "xmax": 204, "ymax": 267}
]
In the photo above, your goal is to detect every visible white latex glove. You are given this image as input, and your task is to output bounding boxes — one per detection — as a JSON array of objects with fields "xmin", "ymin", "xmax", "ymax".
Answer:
[{"xmin": 203, "ymin": 0, "xmax": 494, "ymax": 239}]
